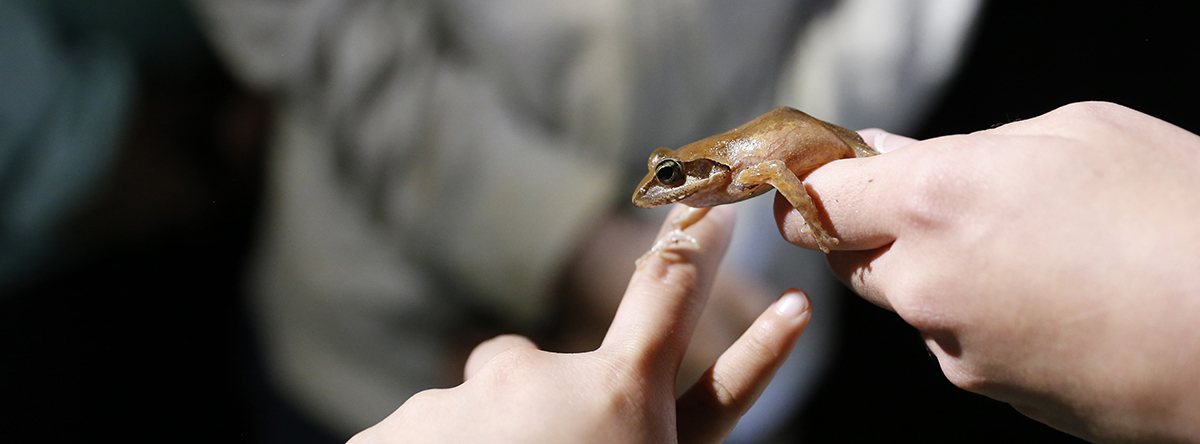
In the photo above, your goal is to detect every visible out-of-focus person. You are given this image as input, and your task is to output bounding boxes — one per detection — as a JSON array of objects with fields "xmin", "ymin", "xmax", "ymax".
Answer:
[{"xmin": 191, "ymin": 0, "xmax": 978, "ymax": 441}]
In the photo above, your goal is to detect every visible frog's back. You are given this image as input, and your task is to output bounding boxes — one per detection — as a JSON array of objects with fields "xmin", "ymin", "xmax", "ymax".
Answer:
[{"xmin": 714, "ymin": 107, "xmax": 876, "ymax": 174}]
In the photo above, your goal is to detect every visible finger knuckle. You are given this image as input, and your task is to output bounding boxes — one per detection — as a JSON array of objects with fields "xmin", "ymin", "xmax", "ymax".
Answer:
[
  {"xmin": 591, "ymin": 362, "xmax": 649, "ymax": 418},
  {"xmin": 400, "ymin": 388, "xmax": 440, "ymax": 409},
  {"xmin": 881, "ymin": 279, "xmax": 997, "ymax": 394},
  {"xmin": 883, "ymin": 273, "xmax": 956, "ymax": 334},
  {"xmin": 491, "ymin": 346, "xmax": 539, "ymax": 369},
  {"xmin": 476, "ymin": 348, "xmax": 540, "ymax": 383},
  {"xmin": 707, "ymin": 373, "xmax": 746, "ymax": 413},
  {"xmin": 892, "ymin": 141, "xmax": 975, "ymax": 232},
  {"xmin": 743, "ymin": 332, "xmax": 782, "ymax": 367},
  {"xmin": 939, "ymin": 359, "xmax": 990, "ymax": 392},
  {"xmin": 886, "ymin": 287, "xmax": 937, "ymax": 331},
  {"xmin": 1038, "ymin": 101, "xmax": 1141, "ymax": 140},
  {"xmin": 1049, "ymin": 101, "xmax": 1123, "ymax": 122}
]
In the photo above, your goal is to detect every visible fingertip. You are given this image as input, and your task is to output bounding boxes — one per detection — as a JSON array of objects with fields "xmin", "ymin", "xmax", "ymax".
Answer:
[
  {"xmin": 773, "ymin": 288, "xmax": 810, "ymax": 318},
  {"xmin": 857, "ymin": 128, "xmax": 919, "ymax": 153},
  {"xmin": 655, "ymin": 204, "xmax": 736, "ymax": 240},
  {"xmin": 699, "ymin": 204, "xmax": 737, "ymax": 233},
  {"xmin": 643, "ymin": 204, "xmax": 736, "ymax": 270},
  {"xmin": 697, "ymin": 203, "xmax": 737, "ymax": 226},
  {"xmin": 758, "ymin": 289, "xmax": 812, "ymax": 347},
  {"xmin": 675, "ymin": 288, "xmax": 813, "ymax": 442},
  {"xmin": 604, "ymin": 202, "xmax": 736, "ymax": 369}
]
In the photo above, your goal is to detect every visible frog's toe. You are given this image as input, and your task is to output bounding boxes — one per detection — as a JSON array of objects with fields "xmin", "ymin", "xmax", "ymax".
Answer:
[
  {"xmin": 821, "ymin": 237, "xmax": 839, "ymax": 253},
  {"xmin": 799, "ymin": 224, "xmax": 836, "ymax": 253},
  {"xmin": 813, "ymin": 238, "xmax": 831, "ymax": 254}
]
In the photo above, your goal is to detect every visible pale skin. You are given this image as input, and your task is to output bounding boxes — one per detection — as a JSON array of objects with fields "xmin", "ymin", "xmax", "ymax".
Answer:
[
  {"xmin": 350, "ymin": 205, "xmax": 813, "ymax": 444},
  {"xmin": 777, "ymin": 102, "xmax": 1200, "ymax": 443},
  {"xmin": 353, "ymin": 101, "xmax": 1199, "ymax": 443},
  {"xmin": 551, "ymin": 212, "xmax": 776, "ymax": 395}
]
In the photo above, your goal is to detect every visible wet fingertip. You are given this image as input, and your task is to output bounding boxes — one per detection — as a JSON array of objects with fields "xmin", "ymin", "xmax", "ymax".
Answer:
[
  {"xmin": 667, "ymin": 203, "xmax": 690, "ymax": 218},
  {"xmin": 873, "ymin": 131, "xmax": 891, "ymax": 152},
  {"xmin": 869, "ymin": 130, "xmax": 919, "ymax": 153},
  {"xmin": 856, "ymin": 128, "xmax": 884, "ymax": 145},
  {"xmin": 774, "ymin": 288, "xmax": 810, "ymax": 317}
]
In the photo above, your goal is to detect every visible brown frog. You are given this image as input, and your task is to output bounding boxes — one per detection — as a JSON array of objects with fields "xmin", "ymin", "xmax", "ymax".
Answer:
[{"xmin": 632, "ymin": 106, "xmax": 878, "ymax": 253}]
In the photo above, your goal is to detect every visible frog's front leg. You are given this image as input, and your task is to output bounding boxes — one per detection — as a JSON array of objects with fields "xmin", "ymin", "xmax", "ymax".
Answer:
[
  {"xmin": 635, "ymin": 207, "xmax": 712, "ymax": 267},
  {"xmin": 736, "ymin": 161, "xmax": 838, "ymax": 253}
]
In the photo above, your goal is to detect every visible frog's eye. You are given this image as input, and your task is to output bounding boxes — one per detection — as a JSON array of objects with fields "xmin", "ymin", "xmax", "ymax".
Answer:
[{"xmin": 655, "ymin": 159, "xmax": 685, "ymax": 186}]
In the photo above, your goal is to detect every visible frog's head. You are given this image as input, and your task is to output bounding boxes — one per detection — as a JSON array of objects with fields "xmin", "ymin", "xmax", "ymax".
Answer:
[{"xmin": 631, "ymin": 147, "xmax": 731, "ymax": 208}]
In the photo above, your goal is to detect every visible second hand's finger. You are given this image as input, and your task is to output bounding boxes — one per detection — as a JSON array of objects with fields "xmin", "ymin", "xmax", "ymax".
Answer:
[
  {"xmin": 676, "ymin": 289, "xmax": 812, "ymax": 444},
  {"xmin": 601, "ymin": 204, "xmax": 735, "ymax": 377}
]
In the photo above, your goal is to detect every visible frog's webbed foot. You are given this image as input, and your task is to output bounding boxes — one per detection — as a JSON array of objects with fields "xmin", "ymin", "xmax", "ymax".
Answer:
[
  {"xmin": 795, "ymin": 219, "xmax": 839, "ymax": 253},
  {"xmin": 636, "ymin": 207, "xmax": 711, "ymax": 268},
  {"xmin": 736, "ymin": 161, "xmax": 838, "ymax": 253}
]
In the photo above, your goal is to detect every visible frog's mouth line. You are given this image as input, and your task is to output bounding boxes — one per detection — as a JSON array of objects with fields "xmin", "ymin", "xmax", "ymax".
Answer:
[
  {"xmin": 634, "ymin": 172, "xmax": 732, "ymax": 209},
  {"xmin": 633, "ymin": 160, "xmax": 732, "ymax": 208}
]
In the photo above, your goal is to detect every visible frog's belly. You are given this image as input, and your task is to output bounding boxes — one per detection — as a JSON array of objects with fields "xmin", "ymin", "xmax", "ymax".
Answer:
[{"xmin": 678, "ymin": 182, "xmax": 772, "ymax": 208}]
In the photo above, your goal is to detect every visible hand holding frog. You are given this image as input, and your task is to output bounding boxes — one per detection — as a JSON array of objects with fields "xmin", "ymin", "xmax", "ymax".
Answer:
[{"xmin": 778, "ymin": 102, "xmax": 1200, "ymax": 443}]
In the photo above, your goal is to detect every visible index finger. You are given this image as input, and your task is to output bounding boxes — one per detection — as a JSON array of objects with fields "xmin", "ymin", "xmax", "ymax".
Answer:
[{"xmin": 601, "ymin": 204, "xmax": 735, "ymax": 378}]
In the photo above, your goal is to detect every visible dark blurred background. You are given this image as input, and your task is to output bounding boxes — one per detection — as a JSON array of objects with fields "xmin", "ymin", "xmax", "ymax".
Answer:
[
  {"xmin": 0, "ymin": 0, "xmax": 268, "ymax": 441},
  {"xmin": 1, "ymin": 1, "xmax": 1196, "ymax": 442}
]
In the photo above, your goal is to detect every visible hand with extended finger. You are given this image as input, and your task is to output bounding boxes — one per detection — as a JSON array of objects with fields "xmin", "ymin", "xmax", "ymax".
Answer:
[{"xmin": 351, "ymin": 205, "xmax": 813, "ymax": 444}]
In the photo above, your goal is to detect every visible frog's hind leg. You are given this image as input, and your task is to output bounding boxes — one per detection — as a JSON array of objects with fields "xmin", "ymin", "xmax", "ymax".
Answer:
[
  {"xmin": 818, "ymin": 119, "xmax": 879, "ymax": 157},
  {"xmin": 736, "ymin": 161, "xmax": 838, "ymax": 253}
]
